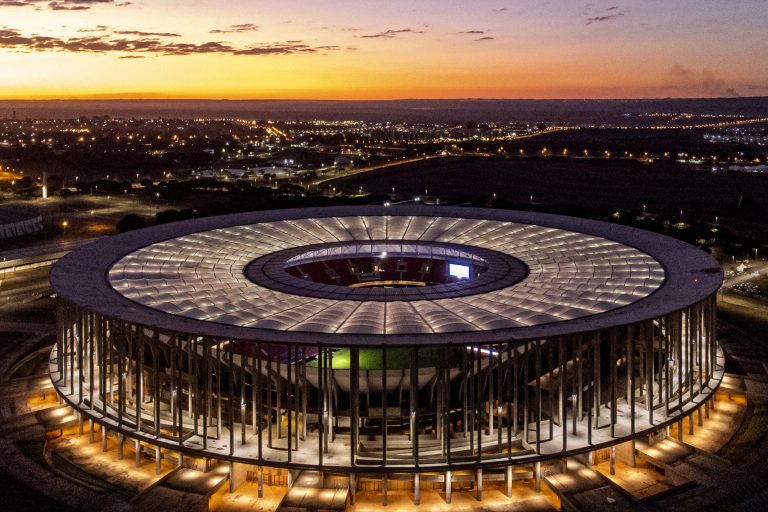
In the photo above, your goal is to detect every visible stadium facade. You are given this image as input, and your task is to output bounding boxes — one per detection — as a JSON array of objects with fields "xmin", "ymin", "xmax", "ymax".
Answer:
[{"xmin": 50, "ymin": 206, "xmax": 723, "ymax": 504}]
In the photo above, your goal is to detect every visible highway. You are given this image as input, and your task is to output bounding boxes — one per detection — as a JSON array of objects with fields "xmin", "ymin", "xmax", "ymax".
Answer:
[
  {"xmin": 0, "ymin": 267, "xmax": 51, "ymax": 308},
  {"xmin": 312, "ymin": 155, "xmax": 437, "ymax": 188}
]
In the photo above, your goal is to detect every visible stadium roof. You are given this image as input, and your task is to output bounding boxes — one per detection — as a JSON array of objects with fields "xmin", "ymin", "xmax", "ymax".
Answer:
[{"xmin": 51, "ymin": 206, "xmax": 722, "ymax": 346}]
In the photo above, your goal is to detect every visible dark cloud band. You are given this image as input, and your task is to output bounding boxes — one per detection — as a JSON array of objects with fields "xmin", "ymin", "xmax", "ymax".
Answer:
[{"xmin": 0, "ymin": 27, "xmax": 344, "ymax": 56}]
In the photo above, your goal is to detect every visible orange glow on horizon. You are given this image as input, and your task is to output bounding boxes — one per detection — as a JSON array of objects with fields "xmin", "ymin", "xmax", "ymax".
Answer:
[{"xmin": 0, "ymin": 1, "xmax": 765, "ymax": 100}]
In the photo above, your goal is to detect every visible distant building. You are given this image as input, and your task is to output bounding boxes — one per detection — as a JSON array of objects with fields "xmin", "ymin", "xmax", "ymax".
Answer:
[
  {"xmin": 728, "ymin": 164, "xmax": 768, "ymax": 173},
  {"xmin": 250, "ymin": 166, "xmax": 297, "ymax": 178},
  {"xmin": 223, "ymin": 168, "xmax": 249, "ymax": 178},
  {"xmin": 334, "ymin": 155, "xmax": 354, "ymax": 167}
]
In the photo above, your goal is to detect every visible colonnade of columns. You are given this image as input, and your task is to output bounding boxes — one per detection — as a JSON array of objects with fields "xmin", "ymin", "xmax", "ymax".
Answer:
[{"xmin": 52, "ymin": 294, "xmax": 721, "ymax": 477}]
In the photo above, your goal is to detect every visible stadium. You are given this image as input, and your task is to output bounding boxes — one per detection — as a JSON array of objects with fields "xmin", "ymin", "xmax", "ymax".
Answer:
[{"xmin": 49, "ymin": 205, "xmax": 723, "ymax": 507}]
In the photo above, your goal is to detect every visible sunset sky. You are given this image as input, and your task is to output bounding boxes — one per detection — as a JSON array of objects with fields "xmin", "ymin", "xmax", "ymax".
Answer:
[{"xmin": 0, "ymin": 0, "xmax": 766, "ymax": 100}]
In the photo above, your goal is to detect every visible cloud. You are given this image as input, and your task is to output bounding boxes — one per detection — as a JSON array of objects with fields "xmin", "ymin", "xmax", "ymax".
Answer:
[
  {"xmin": 583, "ymin": 5, "xmax": 628, "ymax": 25},
  {"xmin": 459, "ymin": 29, "xmax": 492, "ymax": 41},
  {"xmin": 209, "ymin": 23, "xmax": 259, "ymax": 34},
  {"xmin": 0, "ymin": 26, "xmax": 346, "ymax": 57},
  {"xmin": 77, "ymin": 25, "xmax": 110, "ymax": 32},
  {"xmin": 114, "ymin": 30, "xmax": 181, "ymax": 37},
  {"xmin": 360, "ymin": 28, "xmax": 424, "ymax": 39},
  {"xmin": 666, "ymin": 64, "xmax": 742, "ymax": 97},
  {"xmin": 233, "ymin": 42, "xmax": 338, "ymax": 55},
  {"xmin": 0, "ymin": 0, "xmax": 116, "ymax": 10},
  {"xmin": 78, "ymin": 26, "xmax": 180, "ymax": 37},
  {"xmin": 49, "ymin": 2, "xmax": 91, "ymax": 10}
]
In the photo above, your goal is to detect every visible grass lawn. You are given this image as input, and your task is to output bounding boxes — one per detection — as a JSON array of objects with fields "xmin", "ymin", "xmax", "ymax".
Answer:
[{"xmin": 306, "ymin": 347, "xmax": 443, "ymax": 370}]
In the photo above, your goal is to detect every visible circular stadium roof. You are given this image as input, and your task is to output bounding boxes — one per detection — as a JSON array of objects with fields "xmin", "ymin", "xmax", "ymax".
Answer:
[{"xmin": 51, "ymin": 206, "xmax": 722, "ymax": 346}]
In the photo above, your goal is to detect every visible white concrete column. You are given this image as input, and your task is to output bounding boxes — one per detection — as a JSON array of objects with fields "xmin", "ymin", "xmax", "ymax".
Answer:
[
  {"xmin": 506, "ymin": 466, "xmax": 513, "ymax": 498},
  {"xmin": 350, "ymin": 474, "xmax": 356, "ymax": 505},
  {"xmin": 535, "ymin": 462, "xmax": 541, "ymax": 492},
  {"xmin": 413, "ymin": 473, "xmax": 420, "ymax": 505},
  {"xmin": 489, "ymin": 401, "xmax": 494, "ymax": 434},
  {"xmin": 445, "ymin": 471, "xmax": 452, "ymax": 504},
  {"xmin": 229, "ymin": 462, "xmax": 251, "ymax": 494},
  {"xmin": 382, "ymin": 476, "xmax": 388, "ymax": 506},
  {"xmin": 101, "ymin": 426, "xmax": 108, "ymax": 452},
  {"xmin": 610, "ymin": 446, "xmax": 616, "ymax": 475},
  {"xmin": 117, "ymin": 433, "xmax": 124, "ymax": 460},
  {"xmin": 476, "ymin": 468, "xmax": 483, "ymax": 501},
  {"xmin": 88, "ymin": 419, "xmax": 94, "ymax": 443},
  {"xmin": 135, "ymin": 439, "xmax": 142, "ymax": 468},
  {"xmin": 155, "ymin": 446, "xmax": 161, "ymax": 475}
]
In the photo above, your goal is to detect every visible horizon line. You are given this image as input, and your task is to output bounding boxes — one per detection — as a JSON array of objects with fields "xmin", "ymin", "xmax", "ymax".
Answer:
[{"xmin": 0, "ymin": 96, "xmax": 766, "ymax": 103}]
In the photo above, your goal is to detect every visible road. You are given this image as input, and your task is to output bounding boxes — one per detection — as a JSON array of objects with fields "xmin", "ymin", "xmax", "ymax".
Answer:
[
  {"xmin": 312, "ymin": 127, "xmax": 577, "ymax": 190},
  {"xmin": 312, "ymin": 155, "xmax": 437, "ymax": 188},
  {"xmin": 0, "ymin": 267, "xmax": 51, "ymax": 308},
  {"xmin": 723, "ymin": 260, "xmax": 768, "ymax": 287}
]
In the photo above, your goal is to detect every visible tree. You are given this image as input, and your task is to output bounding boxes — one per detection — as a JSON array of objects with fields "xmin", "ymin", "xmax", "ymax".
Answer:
[
  {"xmin": 155, "ymin": 209, "xmax": 182, "ymax": 225},
  {"xmin": 116, "ymin": 214, "xmax": 146, "ymax": 233},
  {"xmin": 15, "ymin": 176, "xmax": 33, "ymax": 188},
  {"xmin": 46, "ymin": 175, "xmax": 63, "ymax": 192}
]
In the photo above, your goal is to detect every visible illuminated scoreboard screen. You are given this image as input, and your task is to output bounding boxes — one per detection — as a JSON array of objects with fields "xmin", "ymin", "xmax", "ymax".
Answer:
[{"xmin": 448, "ymin": 263, "xmax": 471, "ymax": 280}]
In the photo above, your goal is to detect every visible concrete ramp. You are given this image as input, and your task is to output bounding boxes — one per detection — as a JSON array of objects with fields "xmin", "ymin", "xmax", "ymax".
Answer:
[
  {"xmin": 278, "ymin": 471, "xmax": 348, "ymax": 511},
  {"xmin": 544, "ymin": 458, "xmax": 635, "ymax": 512}
]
